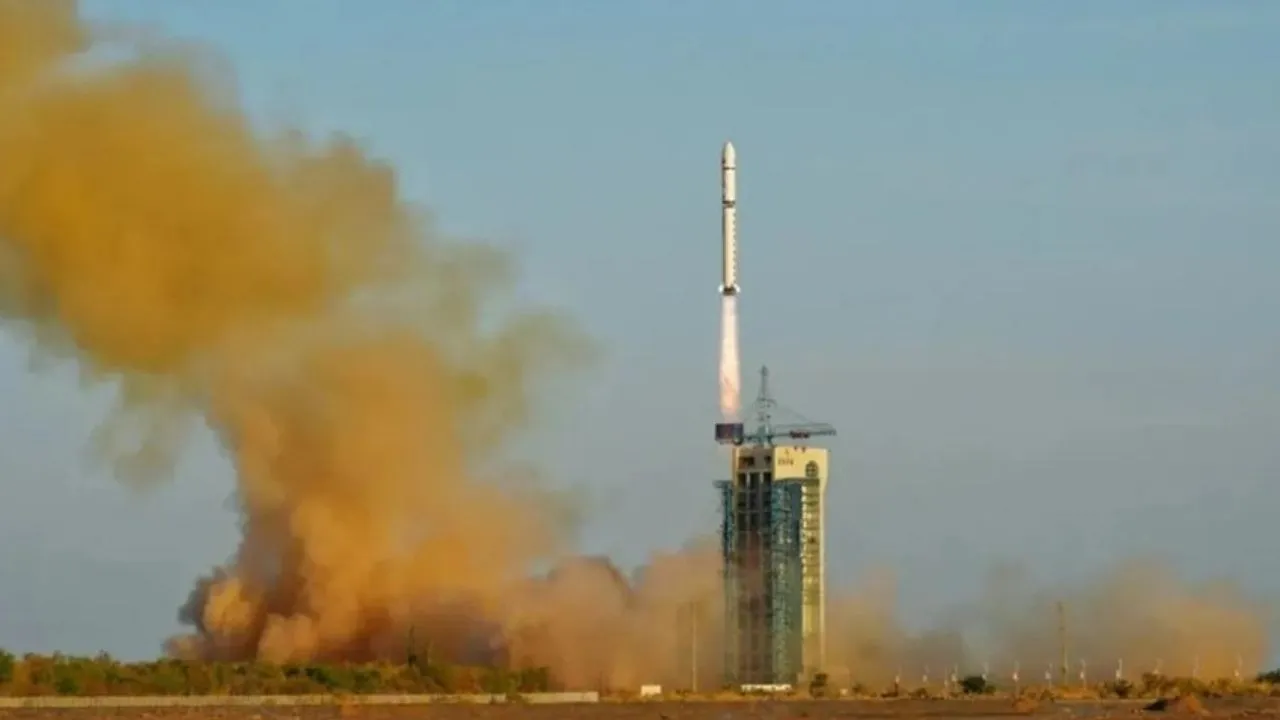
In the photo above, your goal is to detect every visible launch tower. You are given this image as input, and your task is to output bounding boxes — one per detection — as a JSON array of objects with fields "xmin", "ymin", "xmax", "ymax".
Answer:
[{"xmin": 714, "ymin": 367, "xmax": 835, "ymax": 686}]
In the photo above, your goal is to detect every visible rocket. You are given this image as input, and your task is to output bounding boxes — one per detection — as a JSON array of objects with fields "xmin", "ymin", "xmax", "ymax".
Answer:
[{"xmin": 719, "ymin": 141, "xmax": 740, "ymax": 296}]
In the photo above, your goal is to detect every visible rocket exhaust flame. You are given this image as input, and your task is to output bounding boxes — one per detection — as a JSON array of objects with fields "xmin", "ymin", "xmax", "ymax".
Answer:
[{"xmin": 719, "ymin": 294, "xmax": 741, "ymax": 421}]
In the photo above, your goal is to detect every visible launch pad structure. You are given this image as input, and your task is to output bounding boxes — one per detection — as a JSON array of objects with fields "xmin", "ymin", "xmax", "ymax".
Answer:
[{"xmin": 715, "ymin": 367, "xmax": 835, "ymax": 687}]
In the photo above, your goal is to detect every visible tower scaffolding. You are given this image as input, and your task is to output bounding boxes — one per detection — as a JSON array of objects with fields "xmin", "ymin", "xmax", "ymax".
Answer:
[{"xmin": 715, "ymin": 366, "xmax": 835, "ymax": 687}]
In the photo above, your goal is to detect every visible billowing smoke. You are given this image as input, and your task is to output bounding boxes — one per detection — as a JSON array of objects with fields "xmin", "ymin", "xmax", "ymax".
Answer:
[
  {"xmin": 502, "ymin": 540, "xmax": 723, "ymax": 689},
  {"xmin": 826, "ymin": 558, "xmax": 1274, "ymax": 688}
]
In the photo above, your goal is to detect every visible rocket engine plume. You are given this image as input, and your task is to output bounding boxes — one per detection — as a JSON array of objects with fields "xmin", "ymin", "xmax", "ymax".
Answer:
[{"xmin": 719, "ymin": 294, "xmax": 741, "ymax": 421}]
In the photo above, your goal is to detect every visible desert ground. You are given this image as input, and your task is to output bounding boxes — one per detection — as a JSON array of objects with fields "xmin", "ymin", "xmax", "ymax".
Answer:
[{"xmin": 4, "ymin": 697, "xmax": 1280, "ymax": 720}]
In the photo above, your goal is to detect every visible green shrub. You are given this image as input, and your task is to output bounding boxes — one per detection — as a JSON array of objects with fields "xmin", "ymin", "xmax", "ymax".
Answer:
[
  {"xmin": 960, "ymin": 674, "xmax": 993, "ymax": 695},
  {"xmin": 1102, "ymin": 678, "xmax": 1135, "ymax": 698}
]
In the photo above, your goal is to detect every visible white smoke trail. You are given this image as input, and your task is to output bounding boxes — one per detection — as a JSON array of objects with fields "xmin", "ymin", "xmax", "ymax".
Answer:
[{"xmin": 719, "ymin": 294, "xmax": 741, "ymax": 421}]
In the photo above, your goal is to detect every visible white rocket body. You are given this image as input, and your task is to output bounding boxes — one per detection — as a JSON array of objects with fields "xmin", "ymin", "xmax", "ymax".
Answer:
[{"xmin": 719, "ymin": 141, "xmax": 740, "ymax": 296}]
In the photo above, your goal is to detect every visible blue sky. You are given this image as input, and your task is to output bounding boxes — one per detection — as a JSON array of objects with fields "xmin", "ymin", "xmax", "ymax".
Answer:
[{"xmin": 1, "ymin": 0, "xmax": 1278, "ymax": 659}]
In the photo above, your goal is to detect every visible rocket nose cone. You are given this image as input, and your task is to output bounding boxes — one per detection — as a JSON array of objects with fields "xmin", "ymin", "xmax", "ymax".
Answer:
[{"xmin": 722, "ymin": 141, "xmax": 736, "ymax": 166}]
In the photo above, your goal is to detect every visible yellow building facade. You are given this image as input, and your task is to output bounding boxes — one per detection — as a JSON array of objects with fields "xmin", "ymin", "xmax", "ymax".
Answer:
[{"xmin": 723, "ymin": 443, "xmax": 828, "ymax": 684}]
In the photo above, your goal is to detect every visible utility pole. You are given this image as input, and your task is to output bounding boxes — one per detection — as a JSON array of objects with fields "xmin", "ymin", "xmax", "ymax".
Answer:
[
  {"xmin": 1057, "ymin": 601, "xmax": 1068, "ymax": 687},
  {"xmin": 678, "ymin": 600, "xmax": 700, "ymax": 693},
  {"xmin": 690, "ymin": 600, "xmax": 700, "ymax": 693}
]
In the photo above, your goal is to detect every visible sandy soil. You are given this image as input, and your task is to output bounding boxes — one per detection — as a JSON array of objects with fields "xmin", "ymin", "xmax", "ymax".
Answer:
[{"xmin": 4, "ymin": 697, "xmax": 1280, "ymax": 720}]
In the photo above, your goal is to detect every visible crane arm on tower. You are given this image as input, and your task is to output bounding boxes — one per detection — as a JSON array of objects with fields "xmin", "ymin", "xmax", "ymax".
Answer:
[{"xmin": 715, "ymin": 366, "xmax": 836, "ymax": 446}]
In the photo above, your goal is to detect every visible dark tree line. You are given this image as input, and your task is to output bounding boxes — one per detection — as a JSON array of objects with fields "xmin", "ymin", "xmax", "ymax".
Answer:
[
  {"xmin": 0, "ymin": 650, "xmax": 553, "ymax": 696},
  {"xmin": 3, "ymin": 649, "xmax": 1280, "ymax": 697}
]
